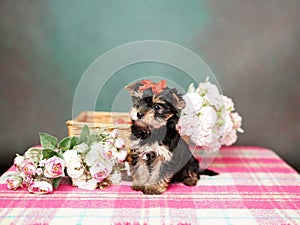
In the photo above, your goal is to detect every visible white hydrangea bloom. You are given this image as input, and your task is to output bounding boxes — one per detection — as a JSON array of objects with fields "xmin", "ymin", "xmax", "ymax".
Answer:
[
  {"xmin": 222, "ymin": 95, "xmax": 235, "ymax": 111},
  {"xmin": 178, "ymin": 78, "xmax": 243, "ymax": 151},
  {"xmin": 177, "ymin": 114, "xmax": 199, "ymax": 136},
  {"xmin": 182, "ymin": 93, "xmax": 203, "ymax": 114},
  {"xmin": 198, "ymin": 106, "xmax": 218, "ymax": 127},
  {"xmin": 196, "ymin": 81, "xmax": 220, "ymax": 97},
  {"xmin": 231, "ymin": 112, "xmax": 244, "ymax": 132}
]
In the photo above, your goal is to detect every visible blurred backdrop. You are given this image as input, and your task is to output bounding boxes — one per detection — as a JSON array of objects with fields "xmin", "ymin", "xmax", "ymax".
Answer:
[{"xmin": 1, "ymin": 0, "xmax": 299, "ymax": 173}]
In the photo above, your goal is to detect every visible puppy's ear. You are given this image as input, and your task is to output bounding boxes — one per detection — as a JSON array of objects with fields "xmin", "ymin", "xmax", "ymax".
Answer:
[
  {"xmin": 171, "ymin": 89, "xmax": 186, "ymax": 110},
  {"xmin": 125, "ymin": 81, "xmax": 143, "ymax": 100},
  {"xmin": 125, "ymin": 82, "xmax": 139, "ymax": 93}
]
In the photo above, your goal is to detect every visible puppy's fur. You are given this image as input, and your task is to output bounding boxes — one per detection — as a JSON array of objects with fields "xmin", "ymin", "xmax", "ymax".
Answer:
[{"xmin": 126, "ymin": 81, "xmax": 217, "ymax": 195}]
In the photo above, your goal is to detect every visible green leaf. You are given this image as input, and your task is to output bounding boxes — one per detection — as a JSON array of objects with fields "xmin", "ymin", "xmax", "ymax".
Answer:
[
  {"xmin": 58, "ymin": 137, "xmax": 72, "ymax": 151},
  {"xmin": 53, "ymin": 177, "xmax": 62, "ymax": 189},
  {"xmin": 78, "ymin": 125, "xmax": 90, "ymax": 143},
  {"xmin": 39, "ymin": 132, "xmax": 58, "ymax": 149},
  {"xmin": 42, "ymin": 149, "xmax": 58, "ymax": 159},
  {"xmin": 56, "ymin": 152, "xmax": 64, "ymax": 160},
  {"xmin": 58, "ymin": 136, "xmax": 79, "ymax": 152},
  {"xmin": 70, "ymin": 136, "xmax": 79, "ymax": 149},
  {"xmin": 24, "ymin": 148, "xmax": 43, "ymax": 163},
  {"xmin": 87, "ymin": 132, "xmax": 100, "ymax": 145}
]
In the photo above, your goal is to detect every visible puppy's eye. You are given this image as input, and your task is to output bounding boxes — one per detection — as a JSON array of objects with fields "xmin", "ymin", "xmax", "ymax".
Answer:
[{"xmin": 153, "ymin": 104, "xmax": 161, "ymax": 111}]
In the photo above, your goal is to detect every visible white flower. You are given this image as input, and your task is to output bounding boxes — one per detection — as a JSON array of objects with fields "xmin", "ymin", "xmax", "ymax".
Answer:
[
  {"xmin": 196, "ymin": 81, "xmax": 220, "ymax": 97},
  {"xmin": 222, "ymin": 95, "xmax": 235, "ymax": 111},
  {"xmin": 43, "ymin": 156, "xmax": 65, "ymax": 178},
  {"xmin": 28, "ymin": 181, "xmax": 53, "ymax": 194},
  {"xmin": 177, "ymin": 115, "xmax": 199, "ymax": 136},
  {"xmin": 78, "ymin": 179, "xmax": 98, "ymax": 190},
  {"xmin": 72, "ymin": 175, "xmax": 98, "ymax": 190},
  {"xmin": 100, "ymin": 144, "xmax": 114, "ymax": 160},
  {"xmin": 13, "ymin": 155, "xmax": 25, "ymax": 171},
  {"xmin": 197, "ymin": 81, "xmax": 223, "ymax": 108},
  {"xmin": 85, "ymin": 143, "xmax": 103, "ymax": 166},
  {"xmin": 112, "ymin": 149, "xmax": 128, "ymax": 162},
  {"xmin": 7, "ymin": 175, "xmax": 23, "ymax": 190},
  {"xmin": 66, "ymin": 166, "xmax": 84, "ymax": 179},
  {"xmin": 63, "ymin": 150, "xmax": 81, "ymax": 167},
  {"xmin": 222, "ymin": 129, "xmax": 238, "ymax": 146},
  {"xmin": 114, "ymin": 138, "xmax": 125, "ymax": 149},
  {"xmin": 177, "ymin": 79, "xmax": 243, "ymax": 151},
  {"xmin": 182, "ymin": 93, "xmax": 203, "ymax": 114},
  {"xmin": 198, "ymin": 106, "xmax": 218, "ymax": 127},
  {"xmin": 223, "ymin": 113, "xmax": 234, "ymax": 135},
  {"xmin": 71, "ymin": 174, "xmax": 88, "ymax": 186},
  {"xmin": 90, "ymin": 159, "xmax": 113, "ymax": 182},
  {"xmin": 231, "ymin": 112, "xmax": 244, "ymax": 132}
]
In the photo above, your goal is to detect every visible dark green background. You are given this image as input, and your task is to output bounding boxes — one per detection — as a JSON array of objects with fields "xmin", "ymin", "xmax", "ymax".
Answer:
[{"xmin": 1, "ymin": 0, "xmax": 299, "ymax": 172}]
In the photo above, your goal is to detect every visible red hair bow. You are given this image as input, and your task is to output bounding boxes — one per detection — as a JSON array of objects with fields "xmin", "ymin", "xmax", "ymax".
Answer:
[{"xmin": 138, "ymin": 80, "xmax": 167, "ymax": 94}]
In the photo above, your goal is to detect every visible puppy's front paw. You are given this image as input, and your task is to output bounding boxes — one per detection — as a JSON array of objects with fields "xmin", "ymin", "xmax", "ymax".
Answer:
[
  {"xmin": 183, "ymin": 177, "xmax": 199, "ymax": 186},
  {"xmin": 143, "ymin": 185, "xmax": 166, "ymax": 195},
  {"xmin": 131, "ymin": 185, "xmax": 145, "ymax": 192}
]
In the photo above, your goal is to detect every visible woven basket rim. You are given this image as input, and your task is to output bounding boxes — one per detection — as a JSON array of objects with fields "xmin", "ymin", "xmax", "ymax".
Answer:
[
  {"xmin": 65, "ymin": 120, "xmax": 130, "ymax": 129},
  {"xmin": 66, "ymin": 111, "xmax": 131, "ymax": 128}
]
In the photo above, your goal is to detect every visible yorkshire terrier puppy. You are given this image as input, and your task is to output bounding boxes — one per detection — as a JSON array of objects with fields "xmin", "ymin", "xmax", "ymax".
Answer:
[{"xmin": 125, "ymin": 80, "xmax": 217, "ymax": 195}]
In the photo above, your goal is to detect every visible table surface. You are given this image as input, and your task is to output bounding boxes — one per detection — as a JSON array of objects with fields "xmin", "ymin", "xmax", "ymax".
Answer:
[{"xmin": 0, "ymin": 146, "xmax": 299, "ymax": 225}]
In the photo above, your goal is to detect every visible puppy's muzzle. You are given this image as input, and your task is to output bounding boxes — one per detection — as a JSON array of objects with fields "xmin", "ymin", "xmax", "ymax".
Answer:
[
  {"xmin": 130, "ymin": 108, "xmax": 143, "ymax": 121},
  {"xmin": 137, "ymin": 112, "xmax": 144, "ymax": 119}
]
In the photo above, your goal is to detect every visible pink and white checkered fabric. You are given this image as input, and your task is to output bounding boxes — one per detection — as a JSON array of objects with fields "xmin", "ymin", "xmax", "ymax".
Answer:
[{"xmin": 0, "ymin": 146, "xmax": 299, "ymax": 225}]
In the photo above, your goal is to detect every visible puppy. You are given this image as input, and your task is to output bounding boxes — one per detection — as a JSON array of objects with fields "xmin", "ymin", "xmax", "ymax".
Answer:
[{"xmin": 125, "ymin": 80, "xmax": 217, "ymax": 195}]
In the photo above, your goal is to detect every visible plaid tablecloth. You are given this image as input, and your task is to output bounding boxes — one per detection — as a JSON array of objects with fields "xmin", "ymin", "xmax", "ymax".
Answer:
[{"xmin": 0, "ymin": 146, "xmax": 299, "ymax": 225}]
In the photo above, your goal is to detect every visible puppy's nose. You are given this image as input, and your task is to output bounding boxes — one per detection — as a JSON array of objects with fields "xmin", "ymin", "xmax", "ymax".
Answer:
[{"xmin": 137, "ymin": 112, "xmax": 144, "ymax": 119}]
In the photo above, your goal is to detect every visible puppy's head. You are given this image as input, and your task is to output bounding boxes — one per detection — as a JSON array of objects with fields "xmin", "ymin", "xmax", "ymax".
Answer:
[{"xmin": 125, "ymin": 80, "xmax": 186, "ymax": 139}]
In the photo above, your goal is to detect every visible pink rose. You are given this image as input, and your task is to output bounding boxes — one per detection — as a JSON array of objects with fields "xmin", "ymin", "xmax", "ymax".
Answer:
[
  {"xmin": 90, "ymin": 162, "xmax": 112, "ymax": 182},
  {"xmin": 7, "ymin": 176, "xmax": 23, "ymax": 190},
  {"xmin": 22, "ymin": 162, "xmax": 36, "ymax": 176},
  {"xmin": 13, "ymin": 155, "xmax": 25, "ymax": 172},
  {"xmin": 44, "ymin": 156, "xmax": 65, "ymax": 178},
  {"xmin": 100, "ymin": 146, "xmax": 114, "ymax": 159},
  {"xmin": 91, "ymin": 169, "xmax": 110, "ymax": 182},
  {"xmin": 28, "ymin": 181, "xmax": 53, "ymax": 194}
]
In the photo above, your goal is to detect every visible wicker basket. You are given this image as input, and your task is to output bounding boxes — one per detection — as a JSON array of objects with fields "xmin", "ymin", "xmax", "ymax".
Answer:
[
  {"xmin": 66, "ymin": 111, "xmax": 192, "ymax": 148},
  {"xmin": 66, "ymin": 111, "xmax": 131, "ymax": 144}
]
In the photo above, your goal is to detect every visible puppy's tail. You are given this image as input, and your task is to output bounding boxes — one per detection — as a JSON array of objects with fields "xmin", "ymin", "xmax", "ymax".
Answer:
[{"xmin": 199, "ymin": 169, "xmax": 219, "ymax": 176}]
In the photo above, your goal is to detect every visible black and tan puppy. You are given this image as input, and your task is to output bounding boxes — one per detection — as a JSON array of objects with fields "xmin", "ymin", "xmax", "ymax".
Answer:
[{"xmin": 125, "ymin": 80, "xmax": 217, "ymax": 195}]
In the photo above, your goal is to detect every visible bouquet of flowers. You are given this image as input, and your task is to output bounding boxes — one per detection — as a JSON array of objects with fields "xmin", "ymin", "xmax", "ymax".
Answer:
[
  {"xmin": 6, "ymin": 125, "xmax": 129, "ymax": 194},
  {"xmin": 177, "ymin": 78, "xmax": 244, "ymax": 153}
]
